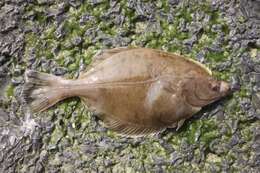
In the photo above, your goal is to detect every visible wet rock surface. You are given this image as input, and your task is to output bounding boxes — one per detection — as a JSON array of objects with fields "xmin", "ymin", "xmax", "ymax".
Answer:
[{"xmin": 0, "ymin": 0, "xmax": 260, "ymax": 172}]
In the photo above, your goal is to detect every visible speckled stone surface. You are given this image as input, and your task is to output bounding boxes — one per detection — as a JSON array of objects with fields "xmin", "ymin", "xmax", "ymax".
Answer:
[{"xmin": 0, "ymin": 0, "xmax": 259, "ymax": 172}]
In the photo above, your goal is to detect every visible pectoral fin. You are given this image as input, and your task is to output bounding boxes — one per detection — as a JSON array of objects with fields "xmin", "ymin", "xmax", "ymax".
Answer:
[
  {"xmin": 175, "ymin": 106, "xmax": 201, "ymax": 131},
  {"xmin": 176, "ymin": 119, "xmax": 186, "ymax": 131}
]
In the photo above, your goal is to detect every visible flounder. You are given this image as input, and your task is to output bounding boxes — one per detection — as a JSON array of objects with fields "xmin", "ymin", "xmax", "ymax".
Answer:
[{"xmin": 23, "ymin": 47, "xmax": 230, "ymax": 137}]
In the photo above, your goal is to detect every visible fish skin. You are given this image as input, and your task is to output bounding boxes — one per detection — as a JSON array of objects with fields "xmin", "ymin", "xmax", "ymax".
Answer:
[{"xmin": 23, "ymin": 48, "xmax": 231, "ymax": 137}]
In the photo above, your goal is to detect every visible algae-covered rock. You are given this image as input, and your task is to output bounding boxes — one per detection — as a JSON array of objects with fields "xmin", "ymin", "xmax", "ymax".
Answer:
[{"xmin": 0, "ymin": 0, "xmax": 259, "ymax": 172}]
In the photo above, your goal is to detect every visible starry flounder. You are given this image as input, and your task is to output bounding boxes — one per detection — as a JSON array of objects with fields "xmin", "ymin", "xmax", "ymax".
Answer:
[{"xmin": 23, "ymin": 48, "xmax": 230, "ymax": 137}]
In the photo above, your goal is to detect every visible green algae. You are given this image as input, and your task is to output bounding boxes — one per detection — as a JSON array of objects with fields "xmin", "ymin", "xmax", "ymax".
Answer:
[
  {"xmin": 176, "ymin": 119, "xmax": 219, "ymax": 147},
  {"xmin": 20, "ymin": 0, "xmax": 257, "ymax": 172},
  {"xmin": 5, "ymin": 84, "xmax": 14, "ymax": 98}
]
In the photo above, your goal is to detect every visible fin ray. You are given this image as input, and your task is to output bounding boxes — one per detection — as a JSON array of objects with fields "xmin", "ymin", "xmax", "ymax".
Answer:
[
  {"xmin": 22, "ymin": 70, "xmax": 69, "ymax": 112},
  {"xmin": 103, "ymin": 116, "xmax": 165, "ymax": 137},
  {"xmin": 79, "ymin": 47, "xmax": 134, "ymax": 79}
]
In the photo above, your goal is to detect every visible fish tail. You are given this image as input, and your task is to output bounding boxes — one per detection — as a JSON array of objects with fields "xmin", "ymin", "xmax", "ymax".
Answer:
[{"xmin": 22, "ymin": 70, "xmax": 71, "ymax": 113}]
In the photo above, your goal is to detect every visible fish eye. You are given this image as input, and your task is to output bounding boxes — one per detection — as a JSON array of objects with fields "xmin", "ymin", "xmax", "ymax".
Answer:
[{"xmin": 211, "ymin": 83, "xmax": 220, "ymax": 92}]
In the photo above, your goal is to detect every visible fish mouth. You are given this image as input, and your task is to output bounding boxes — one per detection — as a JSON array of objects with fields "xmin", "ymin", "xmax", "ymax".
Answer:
[
  {"xmin": 219, "ymin": 81, "xmax": 235, "ymax": 98},
  {"xmin": 220, "ymin": 81, "xmax": 231, "ymax": 94}
]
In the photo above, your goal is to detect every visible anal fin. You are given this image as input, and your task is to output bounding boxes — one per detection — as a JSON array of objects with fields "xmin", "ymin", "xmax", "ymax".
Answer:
[{"xmin": 102, "ymin": 116, "xmax": 165, "ymax": 137}]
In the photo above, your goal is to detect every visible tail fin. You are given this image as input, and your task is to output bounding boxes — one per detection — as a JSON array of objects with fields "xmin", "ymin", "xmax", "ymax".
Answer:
[{"xmin": 22, "ymin": 70, "xmax": 68, "ymax": 113}]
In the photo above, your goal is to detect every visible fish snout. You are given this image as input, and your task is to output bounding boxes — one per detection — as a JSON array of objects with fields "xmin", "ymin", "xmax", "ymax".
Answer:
[{"xmin": 220, "ymin": 81, "xmax": 231, "ymax": 95}]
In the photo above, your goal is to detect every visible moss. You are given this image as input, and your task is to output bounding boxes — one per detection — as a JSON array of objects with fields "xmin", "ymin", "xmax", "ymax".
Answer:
[
  {"xmin": 239, "ymin": 86, "xmax": 251, "ymax": 98},
  {"xmin": 221, "ymin": 23, "xmax": 230, "ymax": 35},
  {"xmin": 5, "ymin": 84, "xmax": 14, "ymax": 98},
  {"xmin": 42, "ymin": 26, "xmax": 56, "ymax": 40},
  {"xmin": 177, "ymin": 119, "xmax": 219, "ymax": 147},
  {"xmin": 206, "ymin": 51, "xmax": 228, "ymax": 62},
  {"xmin": 176, "ymin": 7, "xmax": 192, "ymax": 22},
  {"xmin": 19, "ymin": 0, "xmax": 258, "ymax": 172},
  {"xmin": 49, "ymin": 124, "xmax": 65, "ymax": 147}
]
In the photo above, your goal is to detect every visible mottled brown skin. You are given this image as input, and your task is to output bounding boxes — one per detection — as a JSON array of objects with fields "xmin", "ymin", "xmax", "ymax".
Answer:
[{"xmin": 23, "ymin": 48, "xmax": 230, "ymax": 136}]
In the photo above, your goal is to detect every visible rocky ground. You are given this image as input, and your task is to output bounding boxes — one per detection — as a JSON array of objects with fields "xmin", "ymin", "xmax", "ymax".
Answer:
[{"xmin": 0, "ymin": 0, "xmax": 260, "ymax": 172}]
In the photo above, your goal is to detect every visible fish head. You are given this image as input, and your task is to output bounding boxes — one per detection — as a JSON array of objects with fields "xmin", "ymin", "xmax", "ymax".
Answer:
[{"xmin": 183, "ymin": 77, "xmax": 231, "ymax": 107}]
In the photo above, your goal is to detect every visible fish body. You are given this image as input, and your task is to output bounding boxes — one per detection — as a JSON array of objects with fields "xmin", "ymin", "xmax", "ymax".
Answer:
[{"xmin": 23, "ymin": 48, "xmax": 230, "ymax": 136}]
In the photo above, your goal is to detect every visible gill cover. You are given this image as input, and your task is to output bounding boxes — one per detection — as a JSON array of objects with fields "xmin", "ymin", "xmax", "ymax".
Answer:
[{"xmin": 183, "ymin": 77, "xmax": 230, "ymax": 107}]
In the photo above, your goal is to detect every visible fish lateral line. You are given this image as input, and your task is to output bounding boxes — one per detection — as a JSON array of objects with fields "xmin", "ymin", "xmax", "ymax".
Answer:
[{"xmin": 70, "ymin": 75, "xmax": 195, "ymax": 88}]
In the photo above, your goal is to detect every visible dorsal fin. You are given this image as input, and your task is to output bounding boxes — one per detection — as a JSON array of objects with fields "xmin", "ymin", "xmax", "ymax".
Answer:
[
  {"xmin": 186, "ymin": 58, "xmax": 212, "ymax": 75},
  {"xmin": 165, "ymin": 51, "xmax": 212, "ymax": 76},
  {"xmin": 102, "ymin": 116, "xmax": 165, "ymax": 137},
  {"xmin": 79, "ymin": 47, "xmax": 134, "ymax": 79}
]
